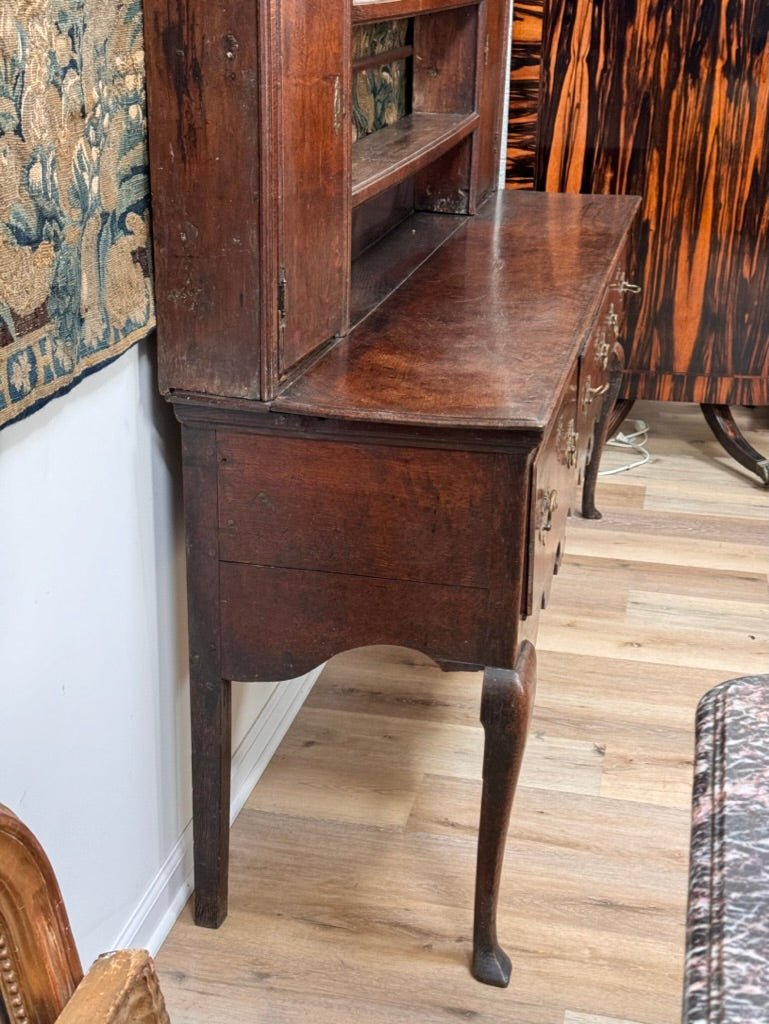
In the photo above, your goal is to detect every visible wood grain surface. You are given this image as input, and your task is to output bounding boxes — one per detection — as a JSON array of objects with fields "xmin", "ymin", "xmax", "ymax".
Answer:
[
  {"xmin": 143, "ymin": 0, "xmax": 262, "ymax": 400},
  {"xmin": 155, "ymin": 401, "xmax": 768, "ymax": 1023},
  {"xmin": 275, "ymin": 191, "xmax": 639, "ymax": 429},
  {"xmin": 505, "ymin": 0, "xmax": 544, "ymax": 188},
  {"xmin": 530, "ymin": 0, "xmax": 769, "ymax": 405}
]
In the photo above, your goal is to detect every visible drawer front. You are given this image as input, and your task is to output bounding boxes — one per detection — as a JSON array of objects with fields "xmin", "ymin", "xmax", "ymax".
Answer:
[
  {"xmin": 217, "ymin": 432, "xmax": 508, "ymax": 590},
  {"xmin": 576, "ymin": 260, "xmax": 629, "ymax": 477},
  {"xmin": 526, "ymin": 364, "xmax": 580, "ymax": 617}
]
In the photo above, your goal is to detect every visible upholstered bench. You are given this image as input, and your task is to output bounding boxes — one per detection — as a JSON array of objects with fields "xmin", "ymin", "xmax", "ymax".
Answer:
[{"xmin": 683, "ymin": 674, "xmax": 769, "ymax": 1023}]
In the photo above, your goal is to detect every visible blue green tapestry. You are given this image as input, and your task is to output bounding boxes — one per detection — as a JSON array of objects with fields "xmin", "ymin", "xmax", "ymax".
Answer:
[{"xmin": 0, "ymin": 0, "xmax": 154, "ymax": 428}]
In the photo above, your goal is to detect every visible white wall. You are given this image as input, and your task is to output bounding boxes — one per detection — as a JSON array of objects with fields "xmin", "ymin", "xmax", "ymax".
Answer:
[{"xmin": 0, "ymin": 345, "xmax": 319, "ymax": 968}]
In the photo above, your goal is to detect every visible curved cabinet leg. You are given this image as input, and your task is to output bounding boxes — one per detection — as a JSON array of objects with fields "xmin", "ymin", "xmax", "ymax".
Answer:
[
  {"xmin": 701, "ymin": 404, "xmax": 769, "ymax": 485},
  {"xmin": 472, "ymin": 641, "xmax": 537, "ymax": 987},
  {"xmin": 607, "ymin": 397, "xmax": 635, "ymax": 443},
  {"xmin": 582, "ymin": 344, "xmax": 627, "ymax": 520}
]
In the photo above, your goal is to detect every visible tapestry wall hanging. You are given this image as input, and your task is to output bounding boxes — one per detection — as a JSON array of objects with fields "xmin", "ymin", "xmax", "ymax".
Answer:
[{"xmin": 0, "ymin": 0, "xmax": 154, "ymax": 429}]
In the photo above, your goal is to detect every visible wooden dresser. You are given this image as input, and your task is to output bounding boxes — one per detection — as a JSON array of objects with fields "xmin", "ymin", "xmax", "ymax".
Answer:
[
  {"xmin": 144, "ymin": 0, "xmax": 639, "ymax": 987},
  {"xmin": 508, "ymin": 0, "xmax": 769, "ymax": 484}
]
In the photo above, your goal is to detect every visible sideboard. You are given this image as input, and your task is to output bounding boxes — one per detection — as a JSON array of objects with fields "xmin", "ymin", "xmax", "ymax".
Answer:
[{"xmin": 144, "ymin": 0, "xmax": 640, "ymax": 986}]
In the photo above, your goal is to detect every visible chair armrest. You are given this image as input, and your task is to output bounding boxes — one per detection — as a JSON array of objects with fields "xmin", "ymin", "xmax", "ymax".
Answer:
[{"xmin": 55, "ymin": 950, "xmax": 170, "ymax": 1024}]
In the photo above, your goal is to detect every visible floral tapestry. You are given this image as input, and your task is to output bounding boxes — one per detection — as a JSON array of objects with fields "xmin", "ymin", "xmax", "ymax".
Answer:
[
  {"xmin": 0, "ymin": 0, "xmax": 154, "ymax": 428},
  {"xmin": 352, "ymin": 20, "xmax": 409, "ymax": 142}
]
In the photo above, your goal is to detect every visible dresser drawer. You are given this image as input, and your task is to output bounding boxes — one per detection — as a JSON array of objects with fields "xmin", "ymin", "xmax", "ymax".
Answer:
[
  {"xmin": 525, "ymin": 365, "xmax": 580, "ymax": 617},
  {"xmin": 576, "ymin": 263, "xmax": 629, "ymax": 477}
]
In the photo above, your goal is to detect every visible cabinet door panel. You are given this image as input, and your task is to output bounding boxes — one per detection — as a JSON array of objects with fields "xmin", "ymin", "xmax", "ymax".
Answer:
[{"xmin": 274, "ymin": 0, "xmax": 350, "ymax": 385}]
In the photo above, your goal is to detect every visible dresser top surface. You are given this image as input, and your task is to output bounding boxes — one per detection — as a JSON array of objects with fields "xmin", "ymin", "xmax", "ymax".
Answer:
[{"xmin": 273, "ymin": 190, "xmax": 639, "ymax": 432}]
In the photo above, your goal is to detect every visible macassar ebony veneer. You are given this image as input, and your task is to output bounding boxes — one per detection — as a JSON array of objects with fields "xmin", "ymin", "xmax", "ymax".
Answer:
[
  {"xmin": 508, "ymin": 0, "xmax": 769, "ymax": 484},
  {"xmin": 144, "ymin": 0, "xmax": 640, "ymax": 988}
]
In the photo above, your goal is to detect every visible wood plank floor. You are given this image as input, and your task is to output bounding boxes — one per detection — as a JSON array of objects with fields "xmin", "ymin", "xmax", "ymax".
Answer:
[{"xmin": 156, "ymin": 401, "xmax": 768, "ymax": 1024}]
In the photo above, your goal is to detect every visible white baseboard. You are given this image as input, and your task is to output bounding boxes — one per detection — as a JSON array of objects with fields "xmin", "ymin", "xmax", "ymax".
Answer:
[{"xmin": 112, "ymin": 666, "xmax": 323, "ymax": 956}]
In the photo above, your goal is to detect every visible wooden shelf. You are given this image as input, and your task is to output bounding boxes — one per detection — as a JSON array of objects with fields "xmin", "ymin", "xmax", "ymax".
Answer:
[
  {"xmin": 352, "ymin": 0, "xmax": 477, "ymax": 24},
  {"xmin": 352, "ymin": 111, "xmax": 479, "ymax": 208}
]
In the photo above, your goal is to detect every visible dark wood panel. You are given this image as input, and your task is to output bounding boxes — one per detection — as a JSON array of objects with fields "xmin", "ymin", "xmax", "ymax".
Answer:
[
  {"xmin": 474, "ymin": 0, "xmax": 512, "ymax": 203},
  {"xmin": 350, "ymin": 209, "xmax": 466, "ymax": 325},
  {"xmin": 143, "ymin": 0, "xmax": 261, "ymax": 399},
  {"xmin": 505, "ymin": 0, "xmax": 544, "ymax": 189},
  {"xmin": 180, "ymin": 424, "xmax": 232, "ymax": 926},
  {"xmin": 414, "ymin": 135, "xmax": 473, "ymax": 214},
  {"xmin": 219, "ymin": 563, "xmax": 493, "ymax": 680},
  {"xmin": 351, "ymin": 180, "xmax": 415, "ymax": 261},
  {"xmin": 217, "ymin": 433, "xmax": 506, "ymax": 587},
  {"xmin": 536, "ymin": 0, "xmax": 769, "ymax": 403},
  {"xmin": 412, "ymin": 5, "xmax": 478, "ymax": 114},
  {"xmin": 274, "ymin": 0, "xmax": 350, "ymax": 382}
]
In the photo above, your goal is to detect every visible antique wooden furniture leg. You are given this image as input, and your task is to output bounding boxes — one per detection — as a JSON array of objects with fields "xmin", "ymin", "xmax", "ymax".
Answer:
[
  {"xmin": 181, "ymin": 424, "xmax": 232, "ymax": 928},
  {"xmin": 0, "ymin": 805, "xmax": 171, "ymax": 1024},
  {"xmin": 607, "ymin": 399, "xmax": 635, "ymax": 444},
  {"xmin": 582, "ymin": 342, "xmax": 626, "ymax": 519},
  {"xmin": 472, "ymin": 641, "xmax": 537, "ymax": 987},
  {"xmin": 701, "ymin": 404, "xmax": 769, "ymax": 486},
  {"xmin": 190, "ymin": 675, "xmax": 232, "ymax": 927}
]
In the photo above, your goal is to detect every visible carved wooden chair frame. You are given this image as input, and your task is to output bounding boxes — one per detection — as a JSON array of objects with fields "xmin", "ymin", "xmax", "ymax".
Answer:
[{"xmin": 0, "ymin": 804, "xmax": 170, "ymax": 1024}]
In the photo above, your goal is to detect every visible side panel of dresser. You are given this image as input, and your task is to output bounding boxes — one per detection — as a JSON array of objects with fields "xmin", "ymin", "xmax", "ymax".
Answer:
[
  {"xmin": 143, "ymin": 0, "xmax": 262, "ymax": 398},
  {"xmin": 204, "ymin": 423, "xmax": 534, "ymax": 679},
  {"xmin": 144, "ymin": 0, "xmax": 350, "ymax": 400}
]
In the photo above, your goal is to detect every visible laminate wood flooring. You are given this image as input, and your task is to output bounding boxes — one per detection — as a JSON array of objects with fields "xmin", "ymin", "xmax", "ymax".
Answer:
[{"xmin": 156, "ymin": 401, "xmax": 768, "ymax": 1024}]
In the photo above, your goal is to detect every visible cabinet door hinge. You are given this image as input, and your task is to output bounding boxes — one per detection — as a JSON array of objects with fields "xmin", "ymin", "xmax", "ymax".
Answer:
[{"xmin": 278, "ymin": 268, "xmax": 287, "ymax": 328}]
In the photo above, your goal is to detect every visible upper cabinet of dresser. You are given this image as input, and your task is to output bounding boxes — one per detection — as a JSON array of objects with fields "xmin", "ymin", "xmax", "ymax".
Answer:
[{"xmin": 144, "ymin": 0, "xmax": 511, "ymax": 403}]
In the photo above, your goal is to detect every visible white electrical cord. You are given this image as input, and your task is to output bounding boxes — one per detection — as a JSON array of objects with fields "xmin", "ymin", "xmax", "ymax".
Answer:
[{"xmin": 598, "ymin": 419, "xmax": 653, "ymax": 476}]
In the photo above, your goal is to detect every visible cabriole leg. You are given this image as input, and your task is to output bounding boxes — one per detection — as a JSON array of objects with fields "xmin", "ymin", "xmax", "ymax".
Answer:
[
  {"xmin": 582, "ymin": 343, "xmax": 627, "ymax": 519},
  {"xmin": 701, "ymin": 404, "xmax": 769, "ymax": 486},
  {"xmin": 472, "ymin": 641, "xmax": 537, "ymax": 987}
]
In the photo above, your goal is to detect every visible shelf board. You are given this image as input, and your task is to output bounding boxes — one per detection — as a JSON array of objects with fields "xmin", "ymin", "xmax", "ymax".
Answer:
[
  {"xmin": 352, "ymin": 0, "xmax": 478, "ymax": 23},
  {"xmin": 352, "ymin": 111, "xmax": 479, "ymax": 208}
]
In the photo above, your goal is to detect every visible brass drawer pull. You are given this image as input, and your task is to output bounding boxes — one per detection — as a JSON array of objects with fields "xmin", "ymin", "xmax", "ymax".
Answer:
[
  {"xmin": 537, "ymin": 488, "xmax": 558, "ymax": 543},
  {"xmin": 583, "ymin": 377, "xmax": 610, "ymax": 408},
  {"xmin": 596, "ymin": 331, "xmax": 611, "ymax": 370},
  {"xmin": 606, "ymin": 305, "xmax": 620, "ymax": 337},
  {"xmin": 565, "ymin": 422, "xmax": 579, "ymax": 468},
  {"xmin": 614, "ymin": 271, "xmax": 642, "ymax": 294},
  {"xmin": 556, "ymin": 417, "xmax": 579, "ymax": 468}
]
